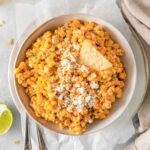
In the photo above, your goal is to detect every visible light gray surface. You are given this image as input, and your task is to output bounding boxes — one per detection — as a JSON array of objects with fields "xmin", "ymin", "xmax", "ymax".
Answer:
[
  {"xmin": 0, "ymin": 0, "xmax": 23, "ymax": 150},
  {"xmin": 0, "ymin": 0, "xmax": 148, "ymax": 150}
]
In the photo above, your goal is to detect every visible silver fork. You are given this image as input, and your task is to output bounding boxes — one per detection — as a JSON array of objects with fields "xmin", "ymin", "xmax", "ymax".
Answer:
[
  {"xmin": 24, "ymin": 114, "xmax": 48, "ymax": 150},
  {"xmin": 24, "ymin": 115, "xmax": 32, "ymax": 150},
  {"xmin": 36, "ymin": 124, "xmax": 48, "ymax": 150}
]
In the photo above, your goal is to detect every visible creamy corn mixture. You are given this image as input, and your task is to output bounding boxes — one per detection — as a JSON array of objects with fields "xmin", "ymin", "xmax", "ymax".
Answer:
[{"xmin": 15, "ymin": 20, "xmax": 126, "ymax": 134}]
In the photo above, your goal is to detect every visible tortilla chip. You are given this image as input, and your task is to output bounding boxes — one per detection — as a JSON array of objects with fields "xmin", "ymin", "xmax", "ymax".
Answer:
[{"xmin": 79, "ymin": 40, "xmax": 112, "ymax": 71}]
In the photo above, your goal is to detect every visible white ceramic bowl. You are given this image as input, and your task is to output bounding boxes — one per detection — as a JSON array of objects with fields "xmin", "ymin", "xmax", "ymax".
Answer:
[{"xmin": 9, "ymin": 14, "xmax": 136, "ymax": 135}]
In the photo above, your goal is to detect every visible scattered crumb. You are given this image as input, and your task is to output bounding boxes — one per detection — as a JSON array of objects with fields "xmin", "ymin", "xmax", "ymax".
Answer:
[
  {"xmin": 0, "ymin": 20, "xmax": 5, "ymax": 27},
  {"xmin": 13, "ymin": 140, "xmax": 20, "ymax": 145},
  {"xmin": 6, "ymin": 38, "xmax": 13, "ymax": 45}
]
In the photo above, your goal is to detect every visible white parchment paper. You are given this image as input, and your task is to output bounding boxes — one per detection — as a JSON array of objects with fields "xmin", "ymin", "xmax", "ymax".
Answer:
[{"xmin": 14, "ymin": 0, "xmax": 135, "ymax": 149}]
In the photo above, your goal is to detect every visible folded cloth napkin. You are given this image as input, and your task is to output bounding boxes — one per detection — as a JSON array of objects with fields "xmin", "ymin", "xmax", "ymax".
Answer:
[
  {"xmin": 119, "ymin": 0, "xmax": 150, "ymax": 149},
  {"xmin": 125, "ymin": 129, "xmax": 150, "ymax": 150},
  {"xmin": 120, "ymin": 0, "xmax": 150, "ymax": 46},
  {"xmin": 125, "ymin": 85, "xmax": 150, "ymax": 150}
]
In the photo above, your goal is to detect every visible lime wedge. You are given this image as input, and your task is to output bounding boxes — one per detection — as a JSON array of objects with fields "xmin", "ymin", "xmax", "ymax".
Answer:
[{"xmin": 0, "ymin": 104, "xmax": 13, "ymax": 135}]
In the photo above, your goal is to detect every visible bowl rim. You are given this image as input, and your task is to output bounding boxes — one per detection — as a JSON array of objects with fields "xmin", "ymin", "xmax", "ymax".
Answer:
[{"xmin": 8, "ymin": 13, "xmax": 137, "ymax": 135}]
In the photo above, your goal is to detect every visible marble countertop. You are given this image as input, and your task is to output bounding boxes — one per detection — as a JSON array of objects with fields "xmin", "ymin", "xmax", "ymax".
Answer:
[{"xmin": 0, "ymin": 0, "xmax": 23, "ymax": 149}]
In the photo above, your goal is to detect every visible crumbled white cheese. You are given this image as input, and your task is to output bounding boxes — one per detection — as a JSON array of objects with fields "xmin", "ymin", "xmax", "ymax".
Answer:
[
  {"xmin": 65, "ymin": 44, "xmax": 72, "ymax": 51},
  {"xmin": 67, "ymin": 105, "xmax": 73, "ymax": 112},
  {"xmin": 54, "ymin": 84, "xmax": 68, "ymax": 93},
  {"xmin": 85, "ymin": 95, "xmax": 95, "ymax": 108},
  {"xmin": 73, "ymin": 44, "xmax": 80, "ymax": 50},
  {"xmin": 90, "ymin": 82, "xmax": 99, "ymax": 90},
  {"xmin": 54, "ymin": 86, "xmax": 64, "ymax": 93},
  {"xmin": 69, "ymin": 54, "xmax": 76, "ymax": 62},
  {"xmin": 77, "ymin": 87, "xmax": 85, "ymax": 94},
  {"xmin": 53, "ymin": 42, "xmax": 101, "ymax": 113},
  {"xmin": 73, "ymin": 96, "xmax": 83, "ymax": 106},
  {"xmin": 65, "ymin": 84, "xmax": 70, "ymax": 90},
  {"xmin": 76, "ymin": 105, "xmax": 83, "ymax": 113},
  {"xmin": 72, "ymin": 100, "xmax": 78, "ymax": 106},
  {"xmin": 66, "ymin": 63, "xmax": 73, "ymax": 70},
  {"xmin": 61, "ymin": 59, "xmax": 70, "ymax": 67},
  {"xmin": 88, "ymin": 100, "xmax": 94, "ymax": 108},
  {"xmin": 85, "ymin": 95, "xmax": 92, "ymax": 103},
  {"xmin": 61, "ymin": 58, "xmax": 73, "ymax": 70}
]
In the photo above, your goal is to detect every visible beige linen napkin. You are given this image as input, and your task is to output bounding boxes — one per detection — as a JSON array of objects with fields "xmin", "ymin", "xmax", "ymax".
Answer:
[
  {"xmin": 125, "ymin": 83, "xmax": 150, "ymax": 150},
  {"xmin": 120, "ymin": 0, "xmax": 150, "ymax": 46},
  {"xmin": 120, "ymin": 0, "xmax": 150, "ymax": 149}
]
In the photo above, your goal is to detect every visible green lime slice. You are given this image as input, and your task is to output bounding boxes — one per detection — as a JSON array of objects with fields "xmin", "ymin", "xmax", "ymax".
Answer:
[{"xmin": 0, "ymin": 104, "xmax": 13, "ymax": 135}]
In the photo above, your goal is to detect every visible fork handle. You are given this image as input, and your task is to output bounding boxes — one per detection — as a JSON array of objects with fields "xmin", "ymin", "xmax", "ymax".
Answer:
[
  {"xmin": 24, "ymin": 115, "xmax": 32, "ymax": 150},
  {"xmin": 36, "ymin": 124, "xmax": 48, "ymax": 150}
]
